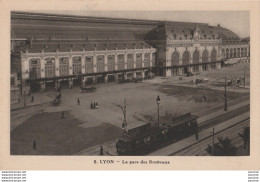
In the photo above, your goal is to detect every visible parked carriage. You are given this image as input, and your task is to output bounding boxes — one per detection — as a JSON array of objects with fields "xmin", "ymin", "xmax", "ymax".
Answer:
[
  {"xmin": 116, "ymin": 113, "xmax": 198, "ymax": 155},
  {"xmin": 80, "ymin": 86, "xmax": 97, "ymax": 93}
]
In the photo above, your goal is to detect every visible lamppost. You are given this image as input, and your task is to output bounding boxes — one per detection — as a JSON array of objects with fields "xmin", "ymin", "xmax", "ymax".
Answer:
[
  {"xmin": 114, "ymin": 98, "xmax": 127, "ymax": 134},
  {"xmin": 211, "ymin": 127, "xmax": 215, "ymax": 156},
  {"xmin": 156, "ymin": 95, "xmax": 160, "ymax": 126}
]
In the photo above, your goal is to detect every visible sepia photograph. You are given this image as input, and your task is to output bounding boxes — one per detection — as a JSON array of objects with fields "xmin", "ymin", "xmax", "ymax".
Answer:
[{"xmin": 10, "ymin": 10, "xmax": 251, "ymax": 157}]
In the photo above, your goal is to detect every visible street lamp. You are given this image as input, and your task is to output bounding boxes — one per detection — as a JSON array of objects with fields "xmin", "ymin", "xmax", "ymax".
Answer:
[{"xmin": 156, "ymin": 95, "xmax": 160, "ymax": 126}]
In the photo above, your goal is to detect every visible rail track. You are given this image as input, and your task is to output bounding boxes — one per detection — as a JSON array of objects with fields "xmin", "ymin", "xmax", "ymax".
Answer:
[
  {"xmin": 171, "ymin": 117, "xmax": 249, "ymax": 156},
  {"xmin": 199, "ymin": 104, "xmax": 249, "ymax": 131}
]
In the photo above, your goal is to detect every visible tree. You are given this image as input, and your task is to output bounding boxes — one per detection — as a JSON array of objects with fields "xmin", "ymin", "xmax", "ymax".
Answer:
[
  {"xmin": 205, "ymin": 137, "xmax": 237, "ymax": 156},
  {"xmin": 238, "ymin": 127, "xmax": 250, "ymax": 154}
]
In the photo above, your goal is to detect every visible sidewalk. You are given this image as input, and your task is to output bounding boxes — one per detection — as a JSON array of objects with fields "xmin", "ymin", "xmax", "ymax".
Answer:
[
  {"xmin": 197, "ymin": 100, "xmax": 249, "ymax": 124},
  {"xmin": 148, "ymin": 112, "xmax": 249, "ymax": 156},
  {"xmin": 11, "ymin": 91, "xmax": 56, "ymax": 111}
]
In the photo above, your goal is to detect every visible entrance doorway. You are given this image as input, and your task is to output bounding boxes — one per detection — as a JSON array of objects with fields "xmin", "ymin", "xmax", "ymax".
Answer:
[
  {"xmin": 96, "ymin": 75, "xmax": 104, "ymax": 84},
  {"xmin": 30, "ymin": 82, "xmax": 41, "ymax": 92},
  {"xmin": 45, "ymin": 81, "xmax": 55, "ymax": 91},
  {"xmin": 60, "ymin": 80, "xmax": 69, "ymax": 89},
  {"xmin": 108, "ymin": 75, "xmax": 115, "ymax": 82},
  {"xmin": 85, "ymin": 77, "xmax": 94, "ymax": 85},
  {"xmin": 73, "ymin": 78, "xmax": 82, "ymax": 87}
]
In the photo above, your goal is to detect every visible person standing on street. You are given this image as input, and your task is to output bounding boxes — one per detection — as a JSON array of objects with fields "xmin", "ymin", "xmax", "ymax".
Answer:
[
  {"xmin": 100, "ymin": 145, "xmax": 104, "ymax": 155},
  {"xmin": 78, "ymin": 98, "xmax": 80, "ymax": 105}
]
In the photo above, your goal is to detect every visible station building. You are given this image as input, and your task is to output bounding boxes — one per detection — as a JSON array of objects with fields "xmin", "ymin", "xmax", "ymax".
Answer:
[{"xmin": 11, "ymin": 12, "xmax": 250, "ymax": 94}]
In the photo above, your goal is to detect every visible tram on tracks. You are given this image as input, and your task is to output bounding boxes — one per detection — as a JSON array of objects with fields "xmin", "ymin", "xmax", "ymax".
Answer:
[{"xmin": 116, "ymin": 113, "xmax": 199, "ymax": 155}]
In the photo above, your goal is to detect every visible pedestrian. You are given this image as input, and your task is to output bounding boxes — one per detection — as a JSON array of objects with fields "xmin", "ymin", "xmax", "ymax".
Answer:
[
  {"xmin": 33, "ymin": 140, "xmax": 36, "ymax": 150},
  {"xmin": 93, "ymin": 102, "xmax": 96, "ymax": 109},
  {"xmin": 90, "ymin": 102, "xmax": 93, "ymax": 109},
  {"xmin": 61, "ymin": 111, "xmax": 64, "ymax": 119},
  {"xmin": 78, "ymin": 98, "xmax": 80, "ymax": 105},
  {"xmin": 31, "ymin": 96, "xmax": 34, "ymax": 102},
  {"xmin": 95, "ymin": 102, "xmax": 99, "ymax": 109},
  {"xmin": 100, "ymin": 145, "xmax": 104, "ymax": 155}
]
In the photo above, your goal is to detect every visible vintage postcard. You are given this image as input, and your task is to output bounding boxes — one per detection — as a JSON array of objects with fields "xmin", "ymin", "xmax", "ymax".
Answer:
[{"xmin": 0, "ymin": 0, "xmax": 260, "ymax": 170}]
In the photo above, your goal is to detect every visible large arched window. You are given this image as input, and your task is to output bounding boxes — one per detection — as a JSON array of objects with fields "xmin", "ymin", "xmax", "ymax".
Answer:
[
  {"xmin": 226, "ymin": 49, "xmax": 229, "ymax": 58},
  {"xmin": 245, "ymin": 48, "xmax": 248, "ymax": 57},
  {"xmin": 234, "ymin": 48, "xmax": 237, "ymax": 58},
  {"xmin": 107, "ymin": 55, "xmax": 115, "ymax": 71},
  {"xmin": 237, "ymin": 48, "xmax": 241, "ymax": 58},
  {"xmin": 127, "ymin": 54, "xmax": 134, "ymax": 69},
  {"xmin": 59, "ymin": 57, "xmax": 69, "ymax": 76},
  {"xmin": 96, "ymin": 55, "xmax": 105, "ymax": 72},
  {"xmin": 144, "ymin": 53, "xmax": 150, "ymax": 68},
  {"xmin": 211, "ymin": 48, "xmax": 217, "ymax": 62},
  {"xmin": 221, "ymin": 49, "xmax": 225, "ymax": 59},
  {"xmin": 171, "ymin": 51, "xmax": 179, "ymax": 65},
  {"xmin": 202, "ymin": 49, "xmax": 209, "ymax": 63},
  {"xmin": 117, "ymin": 54, "xmax": 125, "ymax": 70},
  {"xmin": 192, "ymin": 50, "xmax": 199, "ymax": 64},
  {"xmin": 85, "ymin": 56, "xmax": 94, "ymax": 73},
  {"xmin": 136, "ymin": 53, "xmax": 142, "ymax": 68},
  {"xmin": 73, "ymin": 56, "xmax": 82, "ymax": 74},
  {"xmin": 45, "ymin": 58, "xmax": 55, "ymax": 78},
  {"xmin": 230, "ymin": 48, "xmax": 233, "ymax": 58},
  {"xmin": 29, "ymin": 58, "xmax": 41, "ymax": 79},
  {"xmin": 182, "ymin": 50, "xmax": 190, "ymax": 65},
  {"xmin": 241, "ymin": 48, "xmax": 244, "ymax": 57}
]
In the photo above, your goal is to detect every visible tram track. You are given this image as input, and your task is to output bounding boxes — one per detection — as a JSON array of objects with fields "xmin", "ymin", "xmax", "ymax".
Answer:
[
  {"xmin": 179, "ymin": 121, "xmax": 248, "ymax": 156},
  {"xmin": 199, "ymin": 104, "xmax": 249, "ymax": 131},
  {"xmin": 171, "ymin": 117, "xmax": 249, "ymax": 156}
]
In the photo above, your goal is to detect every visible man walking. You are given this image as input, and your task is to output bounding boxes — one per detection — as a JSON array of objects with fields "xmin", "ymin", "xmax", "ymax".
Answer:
[{"xmin": 78, "ymin": 98, "xmax": 80, "ymax": 105}]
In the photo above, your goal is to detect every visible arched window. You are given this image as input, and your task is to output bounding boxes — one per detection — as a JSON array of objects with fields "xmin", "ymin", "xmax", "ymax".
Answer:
[
  {"xmin": 202, "ymin": 50, "xmax": 209, "ymax": 63},
  {"xmin": 107, "ymin": 55, "xmax": 115, "ymax": 71},
  {"xmin": 85, "ymin": 56, "xmax": 94, "ymax": 73},
  {"xmin": 211, "ymin": 48, "xmax": 217, "ymax": 62},
  {"xmin": 127, "ymin": 54, "xmax": 134, "ymax": 69},
  {"xmin": 171, "ymin": 51, "xmax": 179, "ymax": 66},
  {"xmin": 117, "ymin": 54, "xmax": 125, "ymax": 70},
  {"xmin": 152, "ymin": 53, "xmax": 156, "ymax": 67},
  {"xmin": 144, "ymin": 53, "xmax": 150, "ymax": 67},
  {"xmin": 241, "ymin": 48, "xmax": 244, "ymax": 57},
  {"xmin": 182, "ymin": 50, "xmax": 190, "ymax": 65},
  {"xmin": 96, "ymin": 55, "xmax": 104, "ymax": 72},
  {"xmin": 237, "ymin": 48, "xmax": 241, "ymax": 57},
  {"xmin": 245, "ymin": 48, "xmax": 248, "ymax": 57},
  {"xmin": 193, "ymin": 50, "xmax": 199, "ymax": 64},
  {"xmin": 226, "ymin": 49, "xmax": 229, "ymax": 58},
  {"xmin": 221, "ymin": 49, "xmax": 225, "ymax": 59},
  {"xmin": 234, "ymin": 48, "xmax": 237, "ymax": 58},
  {"xmin": 136, "ymin": 53, "xmax": 142, "ymax": 68},
  {"xmin": 59, "ymin": 57, "xmax": 69, "ymax": 76},
  {"xmin": 73, "ymin": 56, "xmax": 82, "ymax": 74},
  {"xmin": 29, "ymin": 58, "xmax": 41, "ymax": 79},
  {"xmin": 44, "ymin": 58, "xmax": 55, "ymax": 78},
  {"xmin": 230, "ymin": 49, "xmax": 233, "ymax": 58}
]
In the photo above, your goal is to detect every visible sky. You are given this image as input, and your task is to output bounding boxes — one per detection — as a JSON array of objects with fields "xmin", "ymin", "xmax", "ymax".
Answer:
[{"xmin": 34, "ymin": 10, "xmax": 250, "ymax": 38}]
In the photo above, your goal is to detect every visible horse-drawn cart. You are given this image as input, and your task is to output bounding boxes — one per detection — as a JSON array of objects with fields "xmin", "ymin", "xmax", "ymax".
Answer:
[{"xmin": 81, "ymin": 86, "xmax": 97, "ymax": 93}]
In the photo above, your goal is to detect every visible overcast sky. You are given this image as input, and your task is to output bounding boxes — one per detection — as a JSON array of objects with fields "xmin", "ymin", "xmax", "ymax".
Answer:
[{"xmin": 34, "ymin": 10, "xmax": 250, "ymax": 38}]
